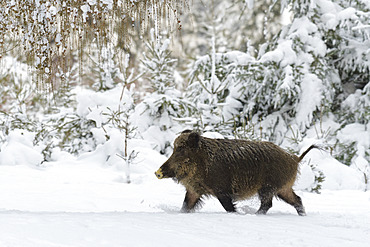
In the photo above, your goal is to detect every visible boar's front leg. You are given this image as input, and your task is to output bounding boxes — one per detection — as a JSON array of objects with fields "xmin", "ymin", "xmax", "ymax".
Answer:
[
  {"xmin": 217, "ymin": 194, "xmax": 236, "ymax": 213},
  {"xmin": 181, "ymin": 190, "xmax": 202, "ymax": 213}
]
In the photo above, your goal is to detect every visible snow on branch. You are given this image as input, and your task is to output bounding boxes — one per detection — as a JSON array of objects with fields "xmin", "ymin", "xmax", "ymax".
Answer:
[{"xmin": 0, "ymin": 0, "xmax": 190, "ymax": 84}]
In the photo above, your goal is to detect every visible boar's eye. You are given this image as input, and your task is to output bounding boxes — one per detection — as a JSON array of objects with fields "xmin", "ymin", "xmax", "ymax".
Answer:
[{"xmin": 175, "ymin": 145, "xmax": 188, "ymax": 154}]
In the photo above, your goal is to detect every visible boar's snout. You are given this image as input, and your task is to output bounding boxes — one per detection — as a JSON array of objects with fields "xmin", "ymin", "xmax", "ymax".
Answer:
[
  {"xmin": 155, "ymin": 158, "xmax": 176, "ymax": 179},
  {"xmin": 155, "ymin": 168, "xmax": 164, "ymax": 179}
]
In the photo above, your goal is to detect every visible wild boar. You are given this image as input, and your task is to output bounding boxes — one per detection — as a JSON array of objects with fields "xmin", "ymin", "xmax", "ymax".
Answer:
[{"xmin": 155, "ymin": 130, "xmax": 318, "ymax": 216}]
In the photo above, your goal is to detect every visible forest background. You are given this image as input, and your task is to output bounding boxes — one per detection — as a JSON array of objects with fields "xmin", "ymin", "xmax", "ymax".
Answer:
[{"xmin": 0, "ymin": 0, "xmax": 369, "ymax": 192}]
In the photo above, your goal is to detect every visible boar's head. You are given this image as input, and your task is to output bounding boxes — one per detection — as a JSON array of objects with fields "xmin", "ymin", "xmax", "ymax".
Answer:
[{"xmin": 155, "ymin": 130, "xmax": 200, "ymax": 181}]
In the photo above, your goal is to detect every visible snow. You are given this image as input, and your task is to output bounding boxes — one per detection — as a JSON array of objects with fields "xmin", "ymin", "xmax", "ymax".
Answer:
[
  {"xmin": 295, "ymin": 73, "xmax": 323, "ymax": 129},
  {"xmin": 319, "ymin": 0, "xmax": 357, "ymax": 30},
  {"xmin": 76, "ymin": 85, "xmax": 121, "ymax": 122},
  {"xmin": 246, "ymin": 0, "xmax": 254, "ymax": 9},
  {"xmin": 337, "ymin": 123, "xmax": 369, "ymax": 150},
  {"xmin": 0, "ymin": 131, "xmax": 370, "ymax": 246},
  {"xmin": 81, "ymin": 4, "xmax": 91, "ymax": 22},
  {"xmin": 0, "ymin": 99, "xmax": 369, "ymax": 246},
  {"xmin": 1, "ymin": 0, "xmax": 369, "ymax": 245},
  {"xmin": 0, "ymin": 155, "xmax": 369, "ymax": 246},
  {"xmin": 0, "ymin": 56, "xmax": 29, "ymax": 82},
  {"xmin": 0, "ymin": 130, "xmax": 44, "ymax": 166},
  {"xmin": 337, "ymin": 123, "xmax": 370, "ymax": 174},
  {"xmin": 1, "ymin": 206, "xmax": 369, "ymax": 247},
  {"xmin": 297, "ymin": 148, "xmax": 366, "ymax": 190}
]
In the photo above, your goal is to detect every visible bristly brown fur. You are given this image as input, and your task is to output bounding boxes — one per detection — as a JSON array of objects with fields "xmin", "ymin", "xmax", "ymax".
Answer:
[{"xmin": 156, "ymin": 131, "xmax": 317, "ymax": 216}]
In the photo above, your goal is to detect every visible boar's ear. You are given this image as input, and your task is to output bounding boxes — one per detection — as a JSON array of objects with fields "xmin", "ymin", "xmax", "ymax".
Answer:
[{"xmin": 188, "ymin": 132, "xmax": 200, "ymax": 148}]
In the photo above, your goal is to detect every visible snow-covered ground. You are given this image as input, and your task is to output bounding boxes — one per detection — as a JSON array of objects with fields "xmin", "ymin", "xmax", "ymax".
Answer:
[{"xmin": 0, "ymin": 147, "xmax": 369, "ymax": 247}]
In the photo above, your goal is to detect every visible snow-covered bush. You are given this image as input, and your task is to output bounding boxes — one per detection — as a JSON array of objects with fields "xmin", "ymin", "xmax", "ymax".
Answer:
[
  {"xmin": 0, "ymin": 129, "xmax": 44, "ymax": 166},
  {"xmin": 76, "ymin": 81, "xmax": 140, "ymax": 182},
  {"xmin": 0, "ymin": 56, "xmax": 97, "ymax": 161}
]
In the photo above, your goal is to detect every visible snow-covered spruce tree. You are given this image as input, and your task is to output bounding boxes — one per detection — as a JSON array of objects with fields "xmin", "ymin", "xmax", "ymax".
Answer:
[
  {"xmin": 103, "ymin": 84, "xmax": 138, "ymax": 184},
  {"xmin": 187, "ymin": 48, "xmax": 257, "ymax": 137},
  {"xmin": 235, "ymin": 0, "xmax": 369, "ymax": 188},
  {"xmin": 0, "ymin": 57, "xmax": 44, "ymax": 144},
  {"xmin": 85, "ymin": 44, "xmax": 124, "ymax": 91},
  {"xmin": 180, "ymin": 0, "xmax": 232, "ymax": 56},
  {"xmin": 135, "ymin": 32, "xmax": 194, "ymax": 155},
  {"xmin": 236, "ymin": 20, "xmax": 340, "ymax": 144},
  {"xmin": 179, "ymin": 0, "xmax": 283, "ymax": 57},
  {"xmin": 286, "ymin": 0, "xmax": 370, "ymax": 96},
  {"xmin": 291, "ymin": 0, "xmax": 370, "ymax": 171},
  {"xmin": 322, "ymin": 1, "xmax": 370, "ymax": 129},
  {"xmin": 75, "ymin": 53, "xmax": 142, "ymax": 182},
  {"xmin": 184, "ymin": 1, "xmax": 261, "ymax": 138},
  {"xmin": 235, "ymin": 0, "xmax": 368, "ymax": 143},
  {"xmin": 52, "ymin": 65, "xmax": 79, "ymax": 110},
  {"xmin": 35, "ymin": 62, "xmax": 97, "ymax": 158},
  {"xmin": 0, "ymin": 57, "xmax": 64, "ymax": 162},
  {"xmin": 315, "ymin": 0, "xmax": 369, "ymax": 188}
]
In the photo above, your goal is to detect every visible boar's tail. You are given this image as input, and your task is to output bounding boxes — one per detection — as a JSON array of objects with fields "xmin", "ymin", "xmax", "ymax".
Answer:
[{"xmin": 298, "ymin": 145, "xmax": 321, "ymax": 162}]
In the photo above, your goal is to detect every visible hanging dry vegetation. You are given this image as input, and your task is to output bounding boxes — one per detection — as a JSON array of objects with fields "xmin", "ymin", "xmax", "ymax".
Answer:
[{"xmin": 0, "ymin": 0, "xmax": 190, "ymax": 86}]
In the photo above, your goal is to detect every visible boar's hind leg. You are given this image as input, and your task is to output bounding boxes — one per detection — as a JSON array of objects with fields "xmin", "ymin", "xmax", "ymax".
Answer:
[
  {"xmin": 278, "ymin": 188, "xmax": 306, "ymax": 216},
  {"xmin": 256, "ymin": 187, "xmax": 274, "ymax": 215},
  {"xmin": 217, "ymin": 194, "xmax": 236, "ymax": 212},
  {"xmin": 181, "ymin": 190, "xmax": 202, "ymax": 213}
]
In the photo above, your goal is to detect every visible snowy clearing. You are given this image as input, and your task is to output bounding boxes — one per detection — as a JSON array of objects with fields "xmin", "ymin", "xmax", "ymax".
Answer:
[
  {"xmin": 0, "ymin": 157, "xmax": 369, "ymax": 247},
  {"xmin": 1, "ymin": 208, "xmax": 369, "ymax": 247}
]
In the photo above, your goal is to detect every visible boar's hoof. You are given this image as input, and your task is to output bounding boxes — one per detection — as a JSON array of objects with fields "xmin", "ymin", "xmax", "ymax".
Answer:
[
  {"xmin": 155, "ymin": 169, "xmax": 164, "ymax": 179},
  {"xmin": 296, "ymin": 206, "xmax": 307, "ymax": 216}
]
